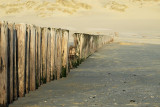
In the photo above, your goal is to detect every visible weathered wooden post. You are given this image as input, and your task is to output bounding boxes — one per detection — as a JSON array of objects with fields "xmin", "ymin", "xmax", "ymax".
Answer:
[
  {"xmin": 79, "ymin": 33, "xmax": 84, "ymax": 60},
  {"xmin": 26, "ymin": 25, "xmax": 30, "ymax": 93},
  {"xmin": 79, "ymin": 33, "xmax": 86, "ymax": 60},
  {"xmin": 87, "ymin": 34, "xmax": 91, "ymax": 57},
  {"xmin": 36, "ymin": 27, "xmax": 41, "ymax": 87},
  {"xmin": 15, "ymin": 23, "xmax": 26, "ymax": 97},
  {"xmin": 61, "ymin": 30, "xmax": 69, "ymax": 77},
  {"xmin": 82, "ymin": 34, "xmax": 87, "ymax": 59},
  {"xmin": 29, "ymin": 25, "xmax": 36, "ymax": 91},
  {"xmin": 13, "ymin": 24, "xmax": 18, "ymax": 100},
  {"xmin": 98, "ymin": 36, "xmax": 103, "ymax": 48},
  {"xmin": 8, "ymin": 23, "xmax": 15, "ymax": 103},
  {"xmin": 92, "ymin": 35, "xmax": 97, "ymax": 52},
  {"xmin": 0, "ymin": 21, "xmax": 8, "ymax": 107},
  {"xmin": 41, "ymin": 28, "xmax": 47, "ymax": 83},
  {"xmin": 90, "ymin": 36, "xmax": 93, "ymax": 54},
  {"xmin": 55, "ymin": 29, "xmax": 62, "ymax": 79},
  {"xmin": 35, "ymin": 27, "xmax": 38, "ymax": 88},
  {"xmin": 51, "ymin": 28, "xmax": 56, "ymax": 80},
  {"xmin": 46, "ymin": 28, "xmax": 51, "ymax": 82}
]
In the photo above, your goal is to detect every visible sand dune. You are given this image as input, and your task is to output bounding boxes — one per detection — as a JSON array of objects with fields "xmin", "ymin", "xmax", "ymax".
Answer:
[
  {"xmin": 0, "ymin": 0, "xmax": 160, "ymax": 16},
  {"xmin": 0, "ymin": 0, "xmax": 159, "ymax": 40},
  {"xmin": 104, "ymin": 1, "xmax": 128, "ymax": 12},
  {"xmin": 0, "ymin": 0, "xmax": 92, "ymax": 17}
]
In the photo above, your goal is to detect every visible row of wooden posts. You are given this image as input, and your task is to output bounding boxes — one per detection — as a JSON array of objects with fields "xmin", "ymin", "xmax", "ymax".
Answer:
[
  {"xmin": 69, "ymin": 33, "xmax": 114, "ymax": 68},
  {"xmin": 0, "ymin": 21, "xmax": 114, "ymax": 107},
  {"xmin": 0, "ymin": 21, "xmax": 69, "ymax": 107}
]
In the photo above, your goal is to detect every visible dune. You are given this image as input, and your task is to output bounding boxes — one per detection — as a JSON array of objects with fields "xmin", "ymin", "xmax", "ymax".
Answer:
[{"xmin": 0, "ymin": 0, "xmax": 160, "ymax": 44}]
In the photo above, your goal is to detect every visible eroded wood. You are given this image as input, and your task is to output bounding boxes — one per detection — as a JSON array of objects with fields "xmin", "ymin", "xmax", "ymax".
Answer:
[
  {"xmin": 0, "ymin": 21, "xmax": 8, "ymax": 107},
  {"xmin": 15, "ymin": 23, "xmax": 26, "ymax": 97},
  {"xmin": 46, "ymin": 28, "xmax": 51, "ymax": 82},
  {"xmin": 51, "ymin": 28, "xmax": 56, "ymax": 80},
  {"xmin": 55, "ymin": 29, "xmax": 62, "ymax": 79},
  {"xmin": 29, "ymin": 25, "xmax": 36, "ymax": 91}
]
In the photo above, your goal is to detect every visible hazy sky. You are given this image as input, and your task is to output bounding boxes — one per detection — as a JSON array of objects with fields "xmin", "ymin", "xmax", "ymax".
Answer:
[{"xmin": 0, "ymin": 0, "xmax": 160, "ymax": 35}]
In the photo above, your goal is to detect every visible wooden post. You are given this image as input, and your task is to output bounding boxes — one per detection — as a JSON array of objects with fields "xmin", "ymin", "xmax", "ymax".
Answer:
[
  {"xmin": 47, "ymin": 28, "xmax": 51, "ymax": 82},
  {"xmin": 55, "ymin": 29, "xmax": 62, "ymax": 79},
  {"xmin": 29, "ymin": 25, "xmax": 36, "ymax": 91},
  {"xmin": 35, "ymin": 27, "xmax": 38, "ymax": 88},
  {"xmin": 51, "ymin": 28, "xmax": 56, "ymax": 80},
  {"xmin": 15, "ymin": 23, "xmax": 26, "ymax": 97},
  {"xmin": 0, "ymin": 21, "xmax": 8, "ymax": 107},
  {"xmin": 13, "ymin": 24, "xmax": 18, "ymax": 100},
  {"xmin": 61, "ymin": 30, "xmax": 69, "ymax": 77},
  {"xmin": 46, "ymin": 28, "xmax": 51, "ymax": 82},
  {"xmin": 79, "ymin": 34, "xmax": 83, "ymax": 59},
  {"xmin": 8, "ymin": 23, "xmax": 14, "ymax": 103},
  {"xmin": 36, "ymin": 27, "xmax": 41, "ymax": 87},
  {"xmin": 26, "ymin": 25, "xmax": 30, "ymax": 93},
  {"xmin": 41, "ymin": 28, "xmax": 47, "ymax": 84}
]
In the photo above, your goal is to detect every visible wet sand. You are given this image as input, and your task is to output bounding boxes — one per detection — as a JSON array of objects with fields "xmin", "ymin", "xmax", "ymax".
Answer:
[{"xmin": 9, "ymin": 43, "xmax": 160, "ymax": 107}]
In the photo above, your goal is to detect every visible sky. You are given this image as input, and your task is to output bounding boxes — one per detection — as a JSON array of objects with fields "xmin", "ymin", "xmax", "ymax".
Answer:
[{"xmin": 0, "ymin": 0, "xmax": 160, "ymax": 36}]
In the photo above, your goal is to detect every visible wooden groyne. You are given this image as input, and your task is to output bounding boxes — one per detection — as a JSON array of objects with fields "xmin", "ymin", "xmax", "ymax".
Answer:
[
  {"xmin": 0, "ymin": 21, "xmax": 114, "ymax": 107},
  {"xmin": 69, "ymin": 33, "xmax": 114, "ymax": 68}
]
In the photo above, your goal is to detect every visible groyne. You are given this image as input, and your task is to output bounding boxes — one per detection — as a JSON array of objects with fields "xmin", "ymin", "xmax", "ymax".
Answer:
[{"xmin": 0, "ymin": 21, "xmax": 114, "ymax": 107}]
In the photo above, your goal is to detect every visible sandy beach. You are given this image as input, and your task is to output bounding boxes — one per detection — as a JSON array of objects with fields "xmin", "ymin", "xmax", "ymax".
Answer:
[{"xmin": 9, "ymin": 42, "xmax": 160, "ymax": 107}]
